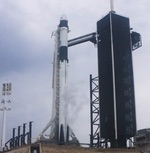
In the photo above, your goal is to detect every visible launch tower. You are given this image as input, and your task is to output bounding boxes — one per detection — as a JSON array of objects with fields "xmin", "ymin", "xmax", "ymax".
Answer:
[{"xmin": 96, "ymin": 11, "xmax": 141, "ymax": 148}]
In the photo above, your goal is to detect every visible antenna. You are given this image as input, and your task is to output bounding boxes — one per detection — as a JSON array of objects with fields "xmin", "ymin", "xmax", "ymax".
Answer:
[{"xmin": 110, "ymin": 0, "xmax": 115, "ymax": 12}]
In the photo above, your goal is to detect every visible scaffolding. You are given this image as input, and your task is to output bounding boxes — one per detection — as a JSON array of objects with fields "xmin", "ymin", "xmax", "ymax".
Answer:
[{"xmin": 89, "ymin": 75, "xmax": 100, "ymax": 148}]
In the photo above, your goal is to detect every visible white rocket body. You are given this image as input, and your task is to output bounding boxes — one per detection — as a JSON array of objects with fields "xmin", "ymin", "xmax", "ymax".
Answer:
[
  {"xmin": 52, "ymin": 15, "xmax": 69, "ymax": 144},
  {"xmin": 37, "ymin": 15, "xmax": 78, "ymax": 145},
  {"xmin": 59, "ymin": 61, "xmax": 68, "ymax": 142},
  {"xmin": 59, "ymin": 15, "xmax": 69, "ymax": 143}
]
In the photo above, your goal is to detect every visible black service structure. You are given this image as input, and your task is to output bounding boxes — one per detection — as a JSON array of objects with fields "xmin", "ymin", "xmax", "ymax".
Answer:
[{"xmin": 97, "ymin": 12, "xmax": 139, "ymax": 148}]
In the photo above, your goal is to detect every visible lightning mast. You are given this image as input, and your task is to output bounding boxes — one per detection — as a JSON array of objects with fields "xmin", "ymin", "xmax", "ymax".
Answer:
[
  {"xmin": 110, "ymin": 0, "xmax": 115, "ymax": 12},
  {"xmin": 0, "ymin": 83, "xmax": 11, "ymax": 149}
]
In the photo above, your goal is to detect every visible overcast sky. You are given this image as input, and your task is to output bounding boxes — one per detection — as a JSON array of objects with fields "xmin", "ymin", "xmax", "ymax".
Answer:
[{"xmin": 0, "ymin": 0, "xmax": 150, "ymax": 144}]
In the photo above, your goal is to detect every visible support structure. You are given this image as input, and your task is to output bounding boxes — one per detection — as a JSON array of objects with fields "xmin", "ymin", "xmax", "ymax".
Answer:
[
  {"xmin": 90, "ymin": 75, "xmax": 100, "ymax": 148},
  {"xmin": 5, "ymin": 122, "xmax": 33, "ymax": 150},
  {"xmin": 68, "ymin": 33, "xmax": 96, "ymax": 47}
]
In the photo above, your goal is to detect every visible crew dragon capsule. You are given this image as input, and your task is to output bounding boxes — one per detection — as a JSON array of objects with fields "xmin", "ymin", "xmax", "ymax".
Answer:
[{"xmin": 59, "ymin": 15, "xmax": 69, "ymax": 62}]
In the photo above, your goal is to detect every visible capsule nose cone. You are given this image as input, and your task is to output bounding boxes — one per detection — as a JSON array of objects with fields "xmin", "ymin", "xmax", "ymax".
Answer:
[
  {"xmin": 60, "ymin": 14, "xmax": 68, "ymax": 21},
  {"xmin": 59, "ymin": 14, "xmax": 68, "ymax": 28}
]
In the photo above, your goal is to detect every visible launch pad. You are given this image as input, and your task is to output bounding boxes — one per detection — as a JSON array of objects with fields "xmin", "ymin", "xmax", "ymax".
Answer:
[
  {"xmin": 36, "ymin": 10, "xmax": 141, "ymax": 148},
  {"xmin": 0, "ymin": 143, "xmax": 141, "ymax": 153},
  {"xmin": 37, "ymin": 9, "xmax": 142, "ymax": 148},
  {"xmin": 0, "ymin": 1, "xmax": 142, "ymax": 151}
]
